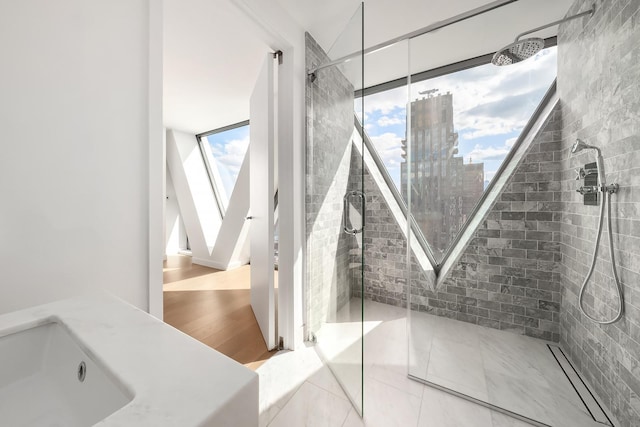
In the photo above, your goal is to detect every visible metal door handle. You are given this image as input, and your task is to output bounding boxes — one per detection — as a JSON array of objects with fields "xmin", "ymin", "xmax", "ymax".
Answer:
[{"xmin": 343, "ymin": 190, "xmax": 365, "ymax": 235}]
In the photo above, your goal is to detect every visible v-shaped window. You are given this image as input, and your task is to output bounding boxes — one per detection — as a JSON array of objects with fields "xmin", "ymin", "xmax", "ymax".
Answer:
[
  {"xmin": 357, "ymin": 45, "xmax": 558, "ymax": 267},
  {"xmin": 197, "ymin": 121, "xmax": 250, "ymax": 214}
]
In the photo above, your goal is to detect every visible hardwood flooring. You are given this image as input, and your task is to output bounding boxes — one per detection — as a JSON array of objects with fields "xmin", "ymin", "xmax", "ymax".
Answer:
[{"xmin": 163, "ymin": 255, "xmax": 278, "ymax": 370}]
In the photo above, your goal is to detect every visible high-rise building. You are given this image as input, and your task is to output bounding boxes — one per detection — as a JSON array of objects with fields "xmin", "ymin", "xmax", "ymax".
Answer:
[{"xmin": 401, "ymin": 91, "xmax": 484, "ymax": 258}]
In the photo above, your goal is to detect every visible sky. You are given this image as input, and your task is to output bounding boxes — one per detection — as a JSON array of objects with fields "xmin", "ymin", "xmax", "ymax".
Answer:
[
  {"xmin": 205, "ymin": 125, "xmax": 250, "ymax": 203},
  {"xmin": 356, "ymin": 46, "xmax": 558, "ymax": 191}
]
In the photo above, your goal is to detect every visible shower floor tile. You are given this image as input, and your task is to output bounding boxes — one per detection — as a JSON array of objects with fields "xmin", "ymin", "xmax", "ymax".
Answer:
[
  {"xmin": 257, "ymin": 298, "xmax": 608, "ymax": 426},
  {"xmin": 407, "ymin": 304, "xmax": 604, "ymax": 427}
]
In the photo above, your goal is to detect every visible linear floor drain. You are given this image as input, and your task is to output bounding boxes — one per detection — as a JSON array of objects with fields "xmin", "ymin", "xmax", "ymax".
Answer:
[{"xmin": 548, "ymin": 345, "xmax": 614, "ymax": 426}]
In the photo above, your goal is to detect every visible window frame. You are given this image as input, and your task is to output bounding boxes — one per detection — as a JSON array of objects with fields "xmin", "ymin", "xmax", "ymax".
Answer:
[
  {"xmin": 356, "ymin": 38, "xmax": 558, "ymax": 271},
  {"xmin": 196, "ymin": 120, "xmax": 250, "ymax": 218}
]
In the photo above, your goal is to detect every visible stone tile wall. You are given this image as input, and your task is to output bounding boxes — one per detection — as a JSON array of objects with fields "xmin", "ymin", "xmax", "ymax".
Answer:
[
  {"xmin": 348, "ymin": 148, "xmax": 430, "ymax": 306},
  {"xmin": 352, "ymin": 103, "xmax": 564, "ymax": 341},
  {"xmin": 305, "ymin": 33, "xmax": 355, "ymax": 335},
  {"xmin": 426, "ymin": 105, "xmax": 564, "ymax": 342},
  {"xmin": 558, "ymin": 0, "xmax": 640, "ymax": 425}
]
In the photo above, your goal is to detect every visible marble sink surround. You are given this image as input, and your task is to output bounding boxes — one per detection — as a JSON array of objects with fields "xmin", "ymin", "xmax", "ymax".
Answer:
[{"xmin": 0, "ymin": 294, "xmax": 258, "ymax": 426}]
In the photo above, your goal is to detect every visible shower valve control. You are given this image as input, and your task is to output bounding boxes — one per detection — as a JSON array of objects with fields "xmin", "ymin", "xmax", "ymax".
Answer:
[
  {"xmin": 576, "ymin": 186, "xmax": 599, "ymax": 195},
  {"xmin": 575, "ymin": 167, "xmax": 597, "ymax": 180},
  {"xmin": 577, "ymin": 162, "xmax": 600, "ymax": 206}
]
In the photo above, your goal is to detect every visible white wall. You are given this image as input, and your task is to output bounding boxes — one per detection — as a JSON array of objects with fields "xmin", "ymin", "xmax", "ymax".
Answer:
[
  {"xmin": 0, "ymin": 0, "xmax": 158, "ymax": 314},
  {"xmin": 166, "ymin": 129, "xmax": 223, "ymax": 257},
  {"xmin": 165, "ymin": 170, "xmax": 187, "ymax": 254},
  {"xmin": 166, "ymin": 129, "xmax": 250, "ymax": 270}
]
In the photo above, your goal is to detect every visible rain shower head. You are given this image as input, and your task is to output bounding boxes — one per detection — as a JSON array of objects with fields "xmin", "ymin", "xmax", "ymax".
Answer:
[
  {"xmin": 571, "ymin": 139, "xmax": 601, "ymax": 156},
  {"xmin": 491, "ymin": 38, "xmax": 545, "ymax": 66},
  {"xmin": 492, "ymin": 6, "xmax": 595, "ymax": 67}
]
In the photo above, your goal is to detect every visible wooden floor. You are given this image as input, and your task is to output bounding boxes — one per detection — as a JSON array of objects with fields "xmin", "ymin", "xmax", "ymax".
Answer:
[{"xmin": 163, "ymin": 255, "xmax": 278, "ymax": 370}]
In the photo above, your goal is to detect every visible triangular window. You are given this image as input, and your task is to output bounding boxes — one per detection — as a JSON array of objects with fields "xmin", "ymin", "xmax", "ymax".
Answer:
[
  {"xmin": 357, "ymin": 45, "xmax": 557, "ymax": 267},
  {"xmin": 197, "ymin": 121, "xmax": 250, "ymax": 214}
]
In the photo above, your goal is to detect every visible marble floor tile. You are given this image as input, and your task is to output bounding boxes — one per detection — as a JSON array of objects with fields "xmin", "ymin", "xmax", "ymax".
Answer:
[
  {"xmin": 363, "ymin": 317, "xmax": 425, "ymax": 397},
  {"xmin": 426, "ymin": 336, "xmax": 489, "ymax": 400},
  {"xmin": 269, "ymin": 381, "xmax": 352, "ymax": 427},
  {"xmin": 257, "ymin": 344, "xmax": 324, "ymax": 412},
  {"xmin": 260, "ymin": 298, "xmax": 610, "ymax": 427},
  {"xmin": 480, "ymin": 340, "xmax": 551, "ymax": 390},
  {"xmin": 490, "ymin": 411, "xmax": 537, "ymax": 427},
  {"xmin": 259, "ymin": 404, "xmax": 282, "ymax": 427},
  {"xmin": 367, "ymin": 362, "xmax": 425, "ymax": 398},
  {"xmin": 308, "ymin": 364, "xmax": 352, "ymax": 399},
  {"xmin": 547, "ymin": 388, "xmax": 604, "ymax": 427},
  {"xmin": 361, "ymin": 377, "xmax": 423, "ymax": 427},
  {"xmin": 418, "ymin": 385, "xmax": 494, "ymax": 427},
  {"xmin": 341, "ymin": 408, "xmax": 365, "ymax": 427},
  {"xmin": 484, "ymin": 369, "xmax": 555, "ymax": 426},
  {"xmin": 430, "ymin": 313, "xmax": 482, "ymax": 347}
]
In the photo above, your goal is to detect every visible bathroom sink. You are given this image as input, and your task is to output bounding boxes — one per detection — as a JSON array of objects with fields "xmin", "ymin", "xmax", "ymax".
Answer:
[{"xmin": 0, "ymin": 321, "xmax": 133, "ymax": 427}]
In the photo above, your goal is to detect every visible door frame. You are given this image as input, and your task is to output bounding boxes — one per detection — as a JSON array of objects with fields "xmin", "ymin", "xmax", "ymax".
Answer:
[{"xmin": 148, "ymin": 0, "xmax": 307, "ymax": 351}]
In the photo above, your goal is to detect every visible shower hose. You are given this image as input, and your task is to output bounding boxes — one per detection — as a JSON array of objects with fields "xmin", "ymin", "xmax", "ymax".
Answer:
[{"xmin": 578, "ymin": 156, "xmax": 625, "ymax": 325}]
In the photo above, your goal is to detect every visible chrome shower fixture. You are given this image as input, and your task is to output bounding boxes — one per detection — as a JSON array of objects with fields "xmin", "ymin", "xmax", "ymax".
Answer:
[
  {"xmin": 572, "ymin": 139, "xmax": 624, "ymax": 325},
  {"xmin": 492, "ymin": 5, "xmax": 595, "ymax": 66},
  {"xmin": 571, "ymin": 138, "xmax": 600, "ymax": 155}
]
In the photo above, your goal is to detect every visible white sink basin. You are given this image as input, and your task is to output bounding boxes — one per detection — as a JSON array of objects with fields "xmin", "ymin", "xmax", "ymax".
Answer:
[
  {"xmin": 0, "ymin": 295, "xmax": 258, "ymax": 426},
  {"xmin": 0, "ymin": 321, "xmax": 133, "ymax": 427}
]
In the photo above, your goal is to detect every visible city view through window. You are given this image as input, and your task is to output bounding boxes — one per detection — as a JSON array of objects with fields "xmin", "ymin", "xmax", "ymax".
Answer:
[{"xmin": 357, "ymin": 46, "xmax": 557, "ymax": 262}]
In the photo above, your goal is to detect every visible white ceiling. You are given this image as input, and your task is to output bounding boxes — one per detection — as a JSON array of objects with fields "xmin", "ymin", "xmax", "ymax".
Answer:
[
  {"xmin": 163, "ymin": 0, "xmax": 576, "ymax": 133},
  {"xmin": 163, "ymin": 0, "xmax": 270, "ymax": 134}
]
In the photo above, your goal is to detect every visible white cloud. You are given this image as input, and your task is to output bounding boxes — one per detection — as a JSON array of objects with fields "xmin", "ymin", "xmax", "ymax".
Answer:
[
  {"xmin": 406, "ymin": 47, "xmax": 556, "ymax": 140},
  {"xmin": 370, "ymin": 132, "xmax": 404, "ymax": 188},
  {"xmin": 209, "ymin": 135, "xmax": 250, "ymax": 198},
  {"xmin": 463, "ymin": 132, "xmax": 522, "ymax": 164},
  {"xmin": 211, "ymin": 135, "xmax": 249, "ymax": 177},
  {"xmin": 460, "ymin": 119, "xmax": 521, "ymax": 140},
  {"xmin": 371, "ymin": 132, "xmax": 404, "ymax": 164},
  {"xmin": 466, "ymin": 144, "xmax": 510, "ymax": 162},
  {"xmin": 360, "ymin": 85, "xmax": 408, "ymax": 115},
  {"xmin": 377, "ymin": 115, "xmax": 403, "ymax": 127}
]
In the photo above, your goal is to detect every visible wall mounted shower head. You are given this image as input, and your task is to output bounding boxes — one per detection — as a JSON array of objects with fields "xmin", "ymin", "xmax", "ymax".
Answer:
[
  {"xmin": 571, "ymin": 139, "xmax": 601, "ymax": 156},
  {"xmin": 492, "ymin": 6, "xmax": 595, "ymax": 66}
]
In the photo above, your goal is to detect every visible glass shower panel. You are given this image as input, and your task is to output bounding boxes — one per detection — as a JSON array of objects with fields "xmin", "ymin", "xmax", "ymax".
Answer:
[
  {"xmin": 306, "ymin": 3, "xmax": 364, "ymax": 415},
  {"xmin": 405, "ymin": 19, "xmax": 585, "ymax": 426}
]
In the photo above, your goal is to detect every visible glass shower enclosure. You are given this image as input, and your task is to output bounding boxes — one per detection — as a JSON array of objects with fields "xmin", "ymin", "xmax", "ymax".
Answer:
[
  {"xmin": 304, "ymin": 3, "xmax": 601, "ymax": 426},
  {"xmin": 305, "ymin": 3, "xmax": 365, "ymax": 415}
]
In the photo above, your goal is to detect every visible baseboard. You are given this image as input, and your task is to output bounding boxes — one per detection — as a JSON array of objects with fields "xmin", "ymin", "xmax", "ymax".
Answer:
[{"xmin": 191, "ymin": 257, "xmax": 249, "ymax": 271}]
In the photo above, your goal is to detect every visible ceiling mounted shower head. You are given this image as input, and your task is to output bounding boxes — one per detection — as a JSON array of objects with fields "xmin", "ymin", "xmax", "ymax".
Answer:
[
  {"xmin": 492, "ymin": 6, "xmax": 595, "ymax": 67},
  {"xmin": 491, "ymin": 38, "xmax": 545, "ymax": 66}
]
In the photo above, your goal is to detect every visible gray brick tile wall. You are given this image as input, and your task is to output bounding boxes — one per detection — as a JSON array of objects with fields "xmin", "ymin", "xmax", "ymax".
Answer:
[
  {"xmin": 351, "ymin": 102, "xmax": 564, "ymax": 342},
  {"xmin": 558, "ymin": 1, "xmax": 640, "ymax": 425},
  {"xmin": 305, "ymin": 33, "xmax": 355, "ymax": 335}
]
